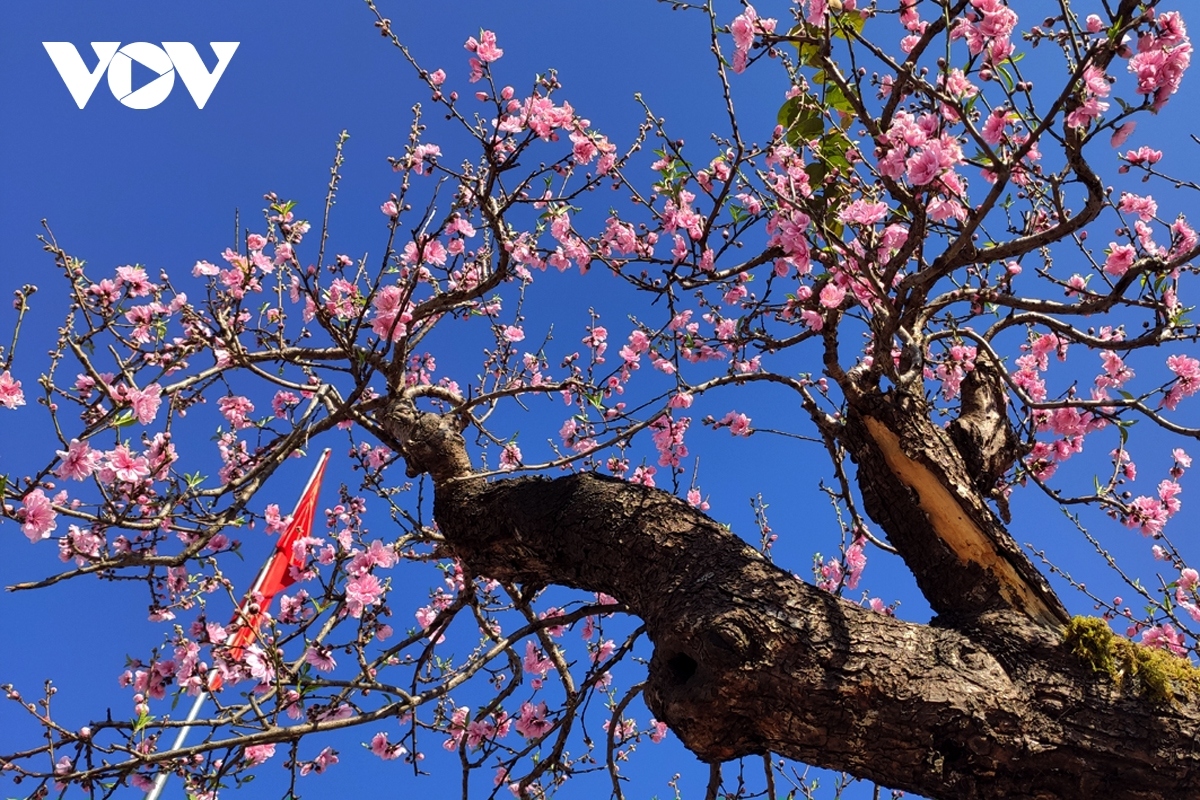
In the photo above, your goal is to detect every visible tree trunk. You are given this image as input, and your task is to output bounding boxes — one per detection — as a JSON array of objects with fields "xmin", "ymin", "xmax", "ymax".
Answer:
[{"xmin": 382, "ymin": 399, "xmax": 1200, "ymax": 800}]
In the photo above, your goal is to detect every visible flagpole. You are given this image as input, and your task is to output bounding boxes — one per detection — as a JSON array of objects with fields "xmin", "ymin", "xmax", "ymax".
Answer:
[
  {"xmin": 142, "ymin": 448, "xmax": 331, "ymax": 799},
  {"xmin": 143, "ymin": 692, "xmax": 207, "ymax": 800}
]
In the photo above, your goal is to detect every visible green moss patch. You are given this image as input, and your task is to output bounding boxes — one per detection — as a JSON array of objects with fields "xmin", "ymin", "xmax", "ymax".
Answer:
[{"xmin": 1063, "ymin": 616, "xmax": 1200, "ymax": 703}]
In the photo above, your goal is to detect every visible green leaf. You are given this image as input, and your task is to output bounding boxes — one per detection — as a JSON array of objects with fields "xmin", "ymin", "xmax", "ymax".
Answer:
[
  {"xmin": 133, "ymin": 710, "xmax": 155, "ymax": 733},
  {"xmin": 778, "ymin": 98, "xmax": 825, "ymax": 145},
  {"xmin": 831, "ymin": 10, "xmax": 866, "ymax": 40}
]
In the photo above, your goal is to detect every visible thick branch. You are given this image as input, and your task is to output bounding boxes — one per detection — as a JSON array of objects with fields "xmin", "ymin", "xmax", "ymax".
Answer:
[
  {"xmin": 841, "ymin": 387, "xmax": 1069, "ymax": 629},
  {"xmin": 428, "ymin": 469, "xmax": 1200, "ymax": 800}
]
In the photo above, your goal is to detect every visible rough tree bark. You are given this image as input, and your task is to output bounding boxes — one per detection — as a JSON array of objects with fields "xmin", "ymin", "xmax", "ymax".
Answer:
[{"xmin": 380, "ymin": 389, "xmax": 1200, "ymax": 800}]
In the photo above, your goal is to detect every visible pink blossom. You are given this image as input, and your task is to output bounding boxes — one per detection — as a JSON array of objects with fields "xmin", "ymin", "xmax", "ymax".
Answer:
[
  {"xmin": 115, "ymin": 265, "xmax": 157, "ymax": 297},
  {"xmin": 53, "ymin": 755, "xmax": 72, "ymax": 787},
  {"xmin": 731, "ymin": 6, "xmax": 759, "ymax": 51},
  {"xmin": 1118, "ymin": 192, "xmax": 1157, "ymax": 222},
  {"xmin": 305, "ymin": 646, "xmax": 337, "ymax": 672},
  {"xmin": 1163, "ymin": 354, "xmax": 1200, "ymax": 410},
  {"xmin": 839, "ymin": 200, "xmax": 889, "ymax": 226},
  {"xmin": 442, "ymin": 706, "xmax": 470, "ymax": 751},
  {"xmin": 1126, "ymin": 495, "xmax": 1168, "ymax": 536},
  {"xmin": 1066, "ymin": 95, "xmax": 1108, "ymax": 128},
  {"xmin": 844, "ymin": 540, "xmax": 867, "ymax": 590},
  {"xmin": 819, "ymin": 282, "xmax": 846, "ymax": 309},
  {"xmin": 1103, "ymin": 243, "xmax": 1137, "ymax": 276},
  {"xmin": 1125, "ymin": 146, "xmax": 1163, "ymax": 166},
  {"xmin": 324, "ymin": 278, "xmax": 360, "ymax": 319},
  {"xmin": 107, "ymin": 445, "xmax": 151, "ymax": 484},
  {"xmin": 592, "ymin": 638, "xmax": 619, "ymax": 662},
  {"xmin": 686, "ymin": 488, "xmax": 710, "ymax": 511},
  {"xmin": 1097, "ymin": 351, "xmax": 1134, "ymax": 389},
  {"xmin": 244, "ymin": 743, "xmax": 276, "ymax": 766},
  {"xmin": 0, "ymin": 370, "xmax": 25, "ymax": 409},
  {"xmin": 905, "ymin": 140, "xmax": 948, "ymax": 186},
  {"xmin": 466, "ymin": 30, "xmax": 504, "ymax": 63},
  {"xmin": 729, "ymin": 6, "xmax": 776, "ymax": 74},
  {"xmin": 817, "ymin": 556, "xmax": 844, "ymax": 592},
  {"xmin": 1110, "ymin": 122, "xmax": 1137, "ymax": 148},
  {"xmin": 218, "ymin": 395, "xmax": 255, "ymax": 429},
  {"xmin": 1141, "ymin": 623, "xmax": 1187, "ymax": 657},
  {"xmin": 370, "ymin": 732, "xmax": 406, "ymax": 760},
  {"xmin": 299, "ymin": 746, "xmax": 339, "ymax": 776},
  {"xmin": 59, "ymin": 524, "xmax": 104, "ymax": 566},
  {"xmin": 21, "ymin": 489, "xmax": 58, "ymax": 542},
  {"xmin": 515, "ymin": 701, "xmax": 554, "ymax": 739},
  {"xmin": 717, "ymin": 411, "xmax": 752, "ymax": 436},
  {"xmin": 345, "ymin": 573, "xmax": 382, "ymax": 618},
  {"xmin": 371, "ymin": 286, "xmax": 413, "ymax": 341},
  {"xmin": 1159, "ymin": 480, "xmax": 1183, "ymax": 516},
  {"xmin": 1181, "ymin": 568, "xmax": 1200, "ymax": 593},
  {"xmin": 503, "ymin": 326, "xmax": 525, "ymax": 342},
  {"xmin": 1128, "ymin": 34, "xmax": 1192, "ymax": 110},
  {"xmin": 499, "ymin": 443, "xmax": 522, "ymax": 471},
  {"xmin": 128, "ymin": 384, "xmax": 163, "ymax": 424},
  {"xmin": 1170, "ymin": 216, "xmax": 1198, "ymax": 258},
  {"xmin": 272, "ymin": 390, "xmax": 300, "ymax": 418},
  {"xmin": 56, "ymin": 439, "xmax": 99, "ymax": 481},
  {"xmin": 523, "ymin": 640, "xmax": 553, "ymax": 681}
]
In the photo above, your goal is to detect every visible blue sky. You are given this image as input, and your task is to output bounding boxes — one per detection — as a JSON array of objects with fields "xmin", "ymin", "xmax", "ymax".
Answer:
[{"xmin": 2, "ymin": 2, "xmax": 1199, "ymax": 799}]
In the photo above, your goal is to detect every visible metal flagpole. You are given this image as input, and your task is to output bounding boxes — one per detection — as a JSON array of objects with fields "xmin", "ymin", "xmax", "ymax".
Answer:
[
  {"xmin": 143, "ymin": 691, "xmax": 208, "ymax": 800},
  {"xmin": 141, "ymin": 447, "xmax": 331, "ymax": 798}
]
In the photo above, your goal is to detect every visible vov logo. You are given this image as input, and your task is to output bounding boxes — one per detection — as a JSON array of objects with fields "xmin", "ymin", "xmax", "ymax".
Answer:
[{"xmin": 43, "ymin": 42, "xmax": 239, "ymax": 109}]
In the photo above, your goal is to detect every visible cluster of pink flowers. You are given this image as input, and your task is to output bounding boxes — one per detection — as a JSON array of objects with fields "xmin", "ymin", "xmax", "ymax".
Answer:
[
  {"xmin": 369, "ymin": 732, "xmax": 407, "ymax": 761},
  {"xmin": 875, "ymin": 110, "xmax": 967, "ymax": 220},
  {"xmin": 1172, "ymin": 566, "xmax": 1200, "ymax": 624},
  {"xmin": 1066, "ymin": 65, "xmax": 1111, "ymax": 129},
  {"xmin": 952, "ymin": 0, "xmax": 1018, "ymax": 65},
  {"xmin": 650, "ymin": 413, "xmax": 690, "ymax": 468},
  {"xmin": 371, "ymin": 286, "xmax": 415, "ymax": 341},
  {"xmin": 1127, "ymin": 11, "xmax": 1192, "ymax": 111},
  {"xmin": 816, "ymin": 538, "xmax": 867, "ymax": 593},
  {"xmin": 713, "ymin": 410, "xmax": 752, "ymax": 437},
  {"xmin": 1012, "ymin": 332, "xmax": 1065, "ymax": 405},
  {"xmin": 1163, "ymin": 354, "xmax": 1200, "ymax": 410},
  {"xmin": 1123, "ymin": 448, "xmax": 1189, "ymax": 537},
  {"xmin": 1095, "ymin": 350, "xmax": 1134, "ymax": 393},
  {"xmin": 933, "ymin": 343, "xmax": 977, "ymax": 400},
  {"xmin": 1140, "ymin": 622, "xmax": 1187, "ymax": 656},
  {"xmin": 498, "ymin": 443, "xmax": 523, "ymax": 471},
  {"xmin": 0, "ymin": 370, "xmax": 25, "ymax": 409},
  {"xmin": 763, "ymin": 144, "xmax": 814, "ymax": 278},
  {"xmin": 465, "ymin": 30, "xmax": 503, "ymax": 82},
  {"xmin": 1103, "ymin": 242, "xmax": 1138, "ymax": 277},
  {"xmin": 297, "ymin": 746, "xmax": 339, "ymax": 776},
  {"xmin": 729, "ymin": 5, "xmax": 777, "ymax": 74},
  {"xmin": 20, "ymin": 488, "xmax": 59, "ymax": 543},
  {"xmin": 244, "ymin": 743, "xmax": 277, "ymax": 767},
  {"xmin": 515, "ymin": 700, "xmax": 554, "ymax": 739}
]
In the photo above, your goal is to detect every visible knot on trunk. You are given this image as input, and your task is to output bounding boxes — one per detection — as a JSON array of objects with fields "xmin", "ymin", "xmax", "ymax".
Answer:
[{"xmin": 380, "ymin": 396, "xmax": 476, "ymax": 484}]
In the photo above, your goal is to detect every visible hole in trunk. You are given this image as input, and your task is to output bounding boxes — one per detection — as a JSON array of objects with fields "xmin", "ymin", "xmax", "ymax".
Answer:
[{"xmin": 667, "ymin": 652, "xmax": 697, "ymax": 684}]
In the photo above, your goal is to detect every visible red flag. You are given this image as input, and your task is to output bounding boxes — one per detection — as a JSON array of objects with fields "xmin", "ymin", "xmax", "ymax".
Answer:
[{"xmin": 212, "ymin": 448, "xmax": 331, "ymax": 690}]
